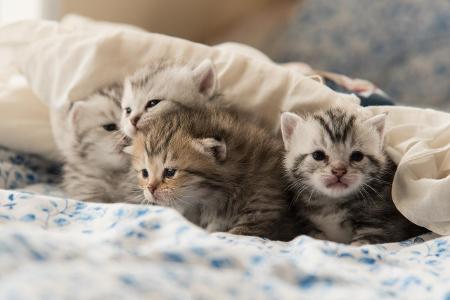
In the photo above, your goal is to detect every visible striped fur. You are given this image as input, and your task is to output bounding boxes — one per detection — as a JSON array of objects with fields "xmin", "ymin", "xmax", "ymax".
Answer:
[
  {"xmin": 130, "ymin": 104, "xmax": 303, "ymax": 241},
  {"xmin": 281, "ymin": 108, "xmax": 427, "ymax": 244},
  {"xmin": 120, "ymin": 60, "xmax": 218, "ymax": 137}
]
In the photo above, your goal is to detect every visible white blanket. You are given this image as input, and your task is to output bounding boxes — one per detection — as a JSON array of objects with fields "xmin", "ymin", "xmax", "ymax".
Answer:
[
  {"xmin": 0, "ymin": 16, "xmax": 449, "ymax": 235},
  {"xmin": 2, "ymin": 188, "xmax": 449, "ymax": 300}
]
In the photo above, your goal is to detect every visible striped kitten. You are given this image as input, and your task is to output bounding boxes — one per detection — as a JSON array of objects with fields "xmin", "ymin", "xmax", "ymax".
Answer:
[
  {"xmin": 281, "ymin": 108, "xmax": 427, "ymax": 244},
  {"xmin": 121, "ymin": 59, "xmax": 217, "ymax": 137},
  {"xmin": 62, "ymin": 85, "xmax": 137, "ymax": 203},
  {"xmin": 129, "ymin": 104, "xmax": 299, "ymax": 241}
]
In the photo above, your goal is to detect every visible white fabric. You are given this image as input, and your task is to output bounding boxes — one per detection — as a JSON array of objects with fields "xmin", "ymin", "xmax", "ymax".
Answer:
[
  {"xmin": 366, "ymin": 106, "xmax": 450, "ymax": 235},
  {"xmin": 0, "ymin": 74, "xmax": 59, "ymax": 159},
  {"xmin": 1, "ymin": 187, "xmax": 447, "ymax": 300},
  {"xmin": 0, "ymin": 17, "xmax": 449, "ymax": 235}
]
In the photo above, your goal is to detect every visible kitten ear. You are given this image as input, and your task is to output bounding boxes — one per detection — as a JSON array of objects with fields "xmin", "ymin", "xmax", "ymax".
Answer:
[
  {"xmin": 69, "ymin": 102, "xmax": 80, "ymax": 124},
  {"xmin": 192, "ymin": 59, "xmax": 217, "ymax": 98},
  {"xmin": 68, "ymin": 101, "xmax": 88, "ymax": 127},
  {"xmin": 364, "ymin": 113, "xmax": 387, "ymax": 138},
  {"xmin": 280, "ymin": 112, "xmax": 302, "ymax": 151},
  {"xmin": 123, "ymin": 145, "xmax": 133, "ymax": 155},
  {"xmin": 192, "ymin": 137, "xmax": 227, "ymax": 162}
]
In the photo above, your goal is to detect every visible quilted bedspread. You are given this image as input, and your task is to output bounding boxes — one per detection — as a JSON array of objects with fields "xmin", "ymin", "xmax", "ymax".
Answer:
[{"xmin": 1, "ymin": 147, "xmax": 449, "ymax": 300}]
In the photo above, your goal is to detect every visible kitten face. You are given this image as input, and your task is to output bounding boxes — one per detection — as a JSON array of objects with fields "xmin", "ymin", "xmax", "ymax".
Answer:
[
  {"xmin": 121, "ymin": 59, "xmax": 217, "ymax": 137},
  {"xmin": 68, "ymin": 93, "xmax": 129, "ymax": 170},
  {"xmin": 281, "ymin": 109, "xmax": 387, "ymax": 199},
  {"xmin": 131, "ymin": 131, "xmax": 226, "ymax": 209}
]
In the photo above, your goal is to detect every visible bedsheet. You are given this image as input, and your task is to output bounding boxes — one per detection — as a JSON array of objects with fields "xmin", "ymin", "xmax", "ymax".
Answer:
[{"xmin": 1, "ymin": 147, "xmax": 449, "ymax": 300}]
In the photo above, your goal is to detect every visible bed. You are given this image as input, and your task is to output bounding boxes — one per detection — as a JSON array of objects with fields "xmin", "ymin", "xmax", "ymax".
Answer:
[
  {"xmin": 1, "ymin": 146, "xmax": 449, "ymax": 299},
  {"xmin": 0, "ymin": 16, "xmax": 449, "ymax": 299}
]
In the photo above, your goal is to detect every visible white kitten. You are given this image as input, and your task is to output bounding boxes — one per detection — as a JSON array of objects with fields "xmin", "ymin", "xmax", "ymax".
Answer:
[
  {"xmin": 120, "ymin": 59, "xmax": 217, "ymax": 137},
  {"xmin": 62, "ymin": 85, "xmax": 137, "ymax": 203}
]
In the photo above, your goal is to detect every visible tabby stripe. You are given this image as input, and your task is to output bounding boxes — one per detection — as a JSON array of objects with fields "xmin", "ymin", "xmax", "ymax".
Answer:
[
  {"xmin": 365, "ymin": 154, "xmax": 381, "ymax": 169},
  {"xmin": 184, "ymin": 169, "xmax": 223, "ymax": 186},
  {"xmin": 292, "ymin": 154, "xmax": 308, "ymax": 176},
  {"xmin": 317, "ymin": 110, "xmax": 356, "ymax": 143},
  {"xmin": 314, "ymin": 115, "xmax": 336, "ymax": 143},
  {"xmin": 98, "ymin": 84, "xmax": 123, "ymax": 103},
  {"xmin": 341, "ymin": 115, "xmax": 355, "ymax": 143},
  {"xmin": 131, "ymin": 73, "xmax": 152, "ymax": 90}
]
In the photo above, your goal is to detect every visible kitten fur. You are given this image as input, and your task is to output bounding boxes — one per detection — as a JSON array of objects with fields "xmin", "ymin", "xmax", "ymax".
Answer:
[
  {"xmin": 62, "ymin": 85, "xmax": 138, "ymax": 203},
  {"xmin": 121, "ymin": 59, "xmax": 218, "ymax": 137},
  {"xmin": 130, "ymin": 103, "xmax": 301, "ymax": 241},
  {"xmin": 281, "ymin": 108, "xmax": 428, "ymax": 244}
]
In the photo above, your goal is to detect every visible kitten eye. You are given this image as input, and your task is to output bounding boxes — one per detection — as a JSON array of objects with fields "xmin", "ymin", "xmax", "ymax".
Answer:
[
  {"xmin": 102, "ymin": 123, "xmax": 118, "ymax": 131},
  {"xmin": 125, "ymin": 107, "xmax": 132, "ymax": 115},
  {"xmin": 312, "ymin": 150, "xmax": 326, "ymax": 161},
  {"xmin": 350, "ymin": 151, "xmax": 364, "ymax": 162},
  {"xmin": 141, "ymin": 169, "xmax": 149, "ymax": 178},
  {"xmin": 145, "ymin": 99, "xmax": 161, "ymax": 110},
  {"xmin": 163, "ymin": 168, "xmax": 176, "ymax": 178}
]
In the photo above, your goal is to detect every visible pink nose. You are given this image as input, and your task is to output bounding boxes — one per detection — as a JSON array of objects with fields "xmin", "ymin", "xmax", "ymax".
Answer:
[
  {"xmin": 148, "ymin": 185, "xmax": 157, "ymax": 194},
  {"xmin": 332, "ymin": 168, "xmax": 347, "ymax": 178},
  {"xmin": 131, "ymin": 115, "xmax": 141, "ymax": 127}
]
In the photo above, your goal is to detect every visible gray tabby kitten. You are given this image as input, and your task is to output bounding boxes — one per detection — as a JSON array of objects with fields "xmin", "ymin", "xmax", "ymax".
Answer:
[
  {"xmin": 129, "ymin": 103, "xmax": 300, "ymax": 241},
  {"xmin": 62, "ymin": 85, "xmax": 137, "ymax": 203},
  {"xmin": 281, "ymin": 108, "xmax": 428, "ymax": 244},
  {"xmin": 121, "ymin": 59, "xmax": 217, "ymax": 137}
]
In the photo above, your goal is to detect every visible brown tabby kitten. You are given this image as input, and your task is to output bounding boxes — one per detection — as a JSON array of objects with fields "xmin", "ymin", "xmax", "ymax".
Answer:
[{"xmin": 129, "ymin": 103, "xmax": 300, "ymax": 241}]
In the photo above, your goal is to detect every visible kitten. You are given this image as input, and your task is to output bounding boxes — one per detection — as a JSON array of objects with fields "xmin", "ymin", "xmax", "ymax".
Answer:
[
  {"xmin": 62, "ymin": 85, "xmax": 137, "ymax": 203},
  {"xmin": 120, "ymin": 59, "xmax": 217, "ymax": 137},
  {"xmin": 281, "ymin": 108, "xmax": 428, "ymax": 244},
  {"xmin": 129, "ymin": 104, "xmax": 300, "ymax": 241}
]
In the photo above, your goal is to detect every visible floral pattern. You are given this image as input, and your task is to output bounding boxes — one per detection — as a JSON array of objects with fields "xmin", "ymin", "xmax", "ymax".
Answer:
[
  {"xmin": 0, "ymin": 147, "xmax": 61, "ymax": 190},
  {"xmin": 1, "ymin": 147, "xmax": 449, "ymax": 299},
  {"xmin": 267, "ymin": 0, "xmax": 450, "ymax": 111}
]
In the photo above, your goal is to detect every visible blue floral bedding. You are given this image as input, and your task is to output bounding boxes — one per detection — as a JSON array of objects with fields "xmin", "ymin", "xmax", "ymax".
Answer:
[
  {"xmin": 1, "ymin": 147, "xmax": 449, "ymax": 299},
  {"xmin": 267, "ymin": 0, "xmax": 450, "ymax": 111}
]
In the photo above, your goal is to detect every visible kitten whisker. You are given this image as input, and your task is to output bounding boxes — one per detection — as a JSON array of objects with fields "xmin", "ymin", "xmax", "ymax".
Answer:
[
  {"xmin": 284, "ymin": 180, "xmax": 304, "ymax": 191},
  {"xmin": 123, "ymin": 193, "xmax": 145, "ymax": 205},
  {"xmin": 290, "ymin": 184, "xmax": 310, "ymax": 208},
  {"xmin": 358, "ymin": 190, "xmax": 366, "ymax": 203},
  {"xmin": 361, "ymin": 185, "xmax": 377, "ymax": 207},
  {"xmin": 306, "ymin": 190, "xmax": 315, "ymax": 205},
  {"xmin": 370, "ymin": 177, "xmax": 392, "ymax": 185},
  {"xmin": 362, "ymin": 182, "xmax": 385, "ymax": 203}
]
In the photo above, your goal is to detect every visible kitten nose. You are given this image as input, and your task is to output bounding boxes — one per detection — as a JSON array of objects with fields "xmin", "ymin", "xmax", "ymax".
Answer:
[
  {"xmin": 332, "ymin": 168, "xmax": 347, "ymax": 178},
  {"xmin": 131, "ymin": 115, "xmax": 141, "ymax": 127},
  {"xmin": 148, "ymin": 185, "xmax": 157, "ymax": 194}
]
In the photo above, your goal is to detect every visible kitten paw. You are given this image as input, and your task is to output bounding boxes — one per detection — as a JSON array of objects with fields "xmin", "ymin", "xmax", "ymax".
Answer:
[
  {"xmin": 350, "ymin": 240, "xmax": 370, "ymax": 246},
  {"xmin": 227, "ymin": 227, "xmax": 248, "ymax": 236},
  {"xmin": 312, "ymin": 232, "xmax": 328, "ymax": 241}
]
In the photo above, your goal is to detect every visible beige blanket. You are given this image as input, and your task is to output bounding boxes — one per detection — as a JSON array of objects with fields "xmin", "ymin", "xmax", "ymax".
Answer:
[{"xmin": 0, "ymin": 16, "xmax": 448, "ymax": 234}]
